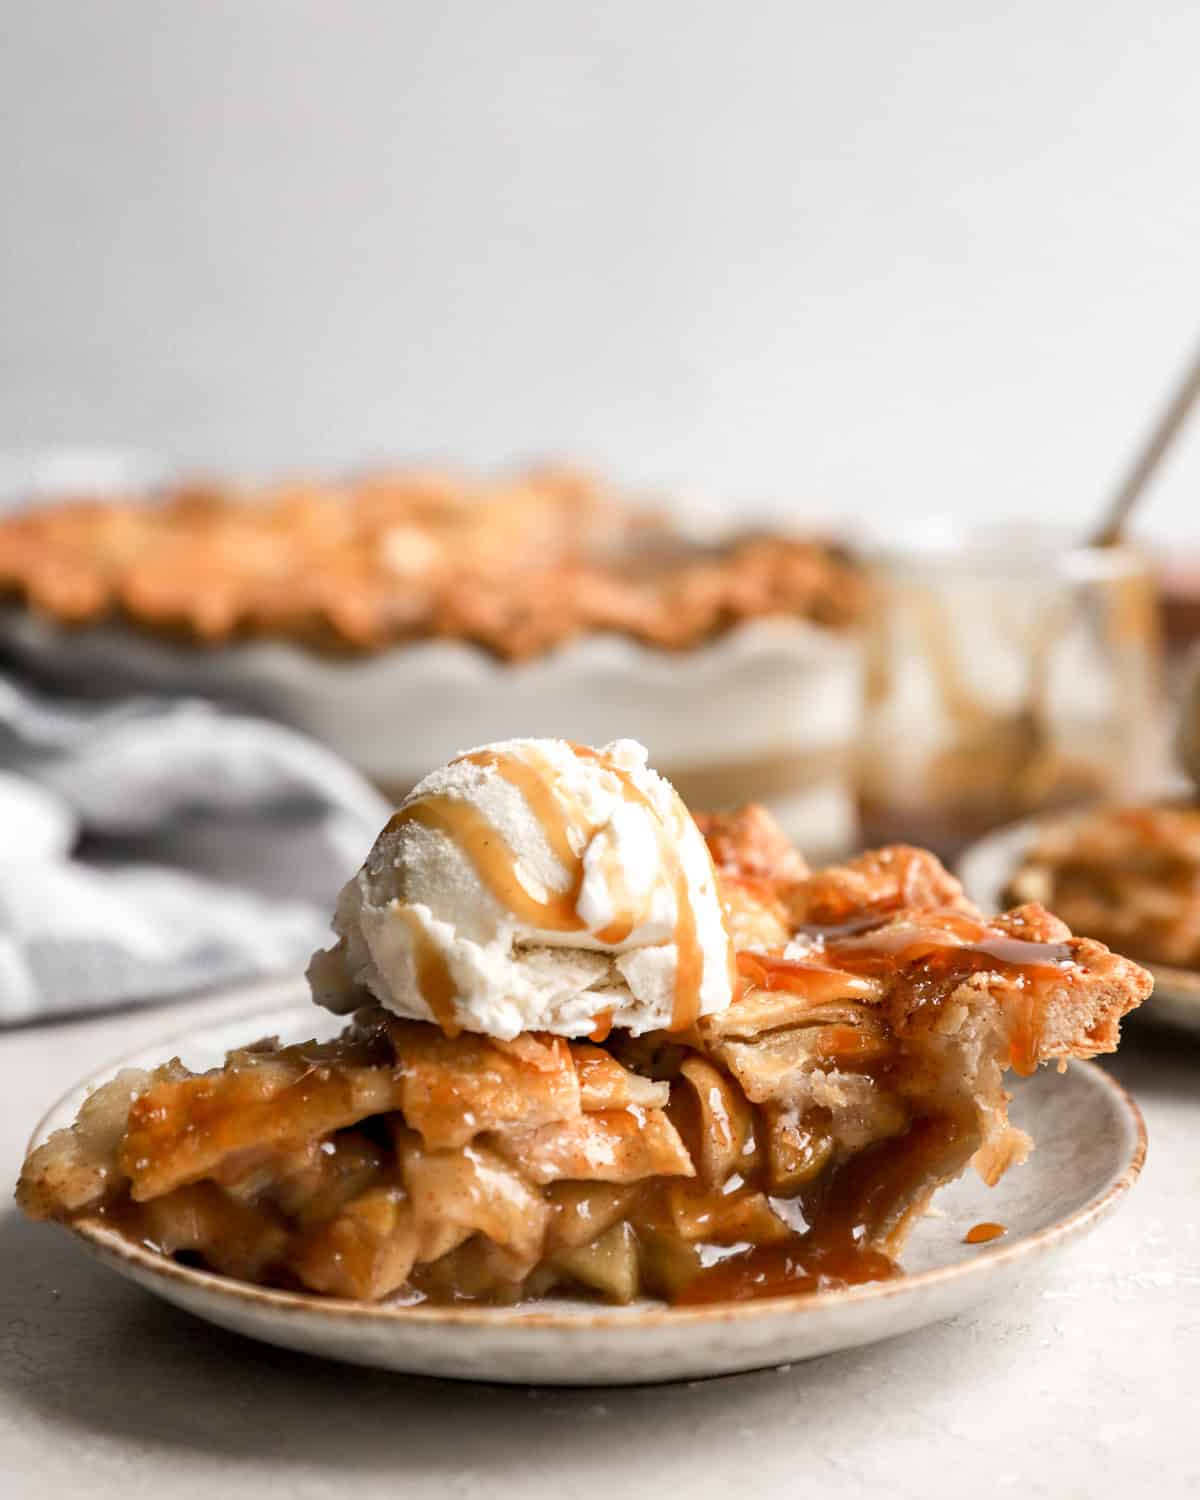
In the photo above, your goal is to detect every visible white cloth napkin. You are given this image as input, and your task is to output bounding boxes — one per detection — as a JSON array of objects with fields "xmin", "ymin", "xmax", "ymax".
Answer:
[{"xmin": 0, "ymin": 674, "xmax": 391, "ymax": 1024}]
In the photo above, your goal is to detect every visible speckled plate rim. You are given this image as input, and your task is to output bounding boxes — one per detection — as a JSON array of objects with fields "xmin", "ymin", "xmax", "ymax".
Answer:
[
  {"xmin": 957, "ymin": 817, "xmax": 1200, "ymax": 1036},
  {"xmin": 28, "ymin": 996, "xmax": 1147, "ymax": 1334}
]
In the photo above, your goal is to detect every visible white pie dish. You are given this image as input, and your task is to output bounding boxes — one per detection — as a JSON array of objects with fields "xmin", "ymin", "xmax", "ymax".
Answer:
[
  {"xmin": 28, "ymin": 984, "xmax": 1146, "ymax": 1385},
  {"xmin": 0, "ymin": 449, "xmax": 865, "ymax": 854},
  {"xmin": 0, "ymin": 611, "xmax": 863, "ymax": 855},
  {"xmin": 958, "ymin": 817, "xmax": 1200, "ymax": 1038}
]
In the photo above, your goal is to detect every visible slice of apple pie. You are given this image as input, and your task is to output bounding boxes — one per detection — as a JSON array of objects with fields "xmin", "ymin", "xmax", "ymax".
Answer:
[
  {"xmin": 1004, "ymin": 803, "xmax": 1200, "ymax": 971},
  {"xmin": 18, "ymin": 793, "xmax": 1149, "ymax": 1308}
]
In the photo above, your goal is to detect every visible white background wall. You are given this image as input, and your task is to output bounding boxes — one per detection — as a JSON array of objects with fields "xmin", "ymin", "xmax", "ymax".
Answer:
[{"xmin": 2, "ymin": 1, "xmax": 1198, "ymax": 538}]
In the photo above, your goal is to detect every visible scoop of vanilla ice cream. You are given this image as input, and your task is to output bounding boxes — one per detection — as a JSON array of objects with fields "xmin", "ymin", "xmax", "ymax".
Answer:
[{"xmin": 306, "ymin": 738, "xmax": 734, "ymax": 1039}]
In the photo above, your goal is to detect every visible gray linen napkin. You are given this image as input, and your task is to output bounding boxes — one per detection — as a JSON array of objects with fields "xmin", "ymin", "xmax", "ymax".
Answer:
[{"xmin": 0, "ymin": 674, "xmax": 390, "ymax": 1024}]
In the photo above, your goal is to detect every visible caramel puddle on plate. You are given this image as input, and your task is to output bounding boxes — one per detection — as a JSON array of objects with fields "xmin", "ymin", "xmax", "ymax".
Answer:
[{"xmin": 963, "ymin": 1221, "xmax": 1007, "ymax": 1245}]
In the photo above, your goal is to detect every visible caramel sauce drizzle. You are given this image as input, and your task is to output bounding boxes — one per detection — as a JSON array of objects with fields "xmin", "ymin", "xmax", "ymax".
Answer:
[
  {"xmin": 736, "ymin": 908, "xmax": 1078, "ymax": 1076},
  {"xmin": 393, "ymin": 906, "xmax": 461, "ymax": 1037},
  {"xmin": 568, "ymin": 745, "xmax": 722, "ymax": 1030},
  {"xmin": 674, "ymin": 1236, "xmax": 899, "ymax": 1306},
  {"xmin": 818, "ymin": 909, "xmax": 1076, "ymax": 973},
  {"xmin": 388, "ymin": 743, "xmax": 723, "ymax": 1033},
  {"xmin": 457, "ymin": 749, "xmax": 584, "ymax": 869},
  {"xmin": 824, "ymin": 915, "xmax": 1074, "ymax": 1074},
  {"xmin": 592, "ymin": 857, "xmax": 640, "ymax": 947},
  {"xmin": 395, "ymin": 797, "xmax": 585, "ymax": 931},
  {"xmin": 791, "ymin": 910, "xmax": 898, "ymax": 941},
  {"xmin": 588, "ymin": 1009, "xmax": 615, "ymax": 1043},
  {"xmin": 737, "ymin": 949, "xmax": 880, "ymax": 1003}
]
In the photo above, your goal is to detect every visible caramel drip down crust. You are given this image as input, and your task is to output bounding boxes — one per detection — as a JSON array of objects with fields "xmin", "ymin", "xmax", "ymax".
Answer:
[{"xmin": 393, "ymin": 907, "xmax": 461, "ymax": 1037}]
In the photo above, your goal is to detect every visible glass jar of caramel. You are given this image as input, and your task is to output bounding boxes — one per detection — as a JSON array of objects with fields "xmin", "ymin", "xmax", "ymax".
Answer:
[{"xmin": 855, "ymin": 522, "xmax": 1168, "ymax": 862}]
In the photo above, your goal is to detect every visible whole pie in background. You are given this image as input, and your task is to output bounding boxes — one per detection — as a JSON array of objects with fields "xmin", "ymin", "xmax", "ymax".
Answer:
[{"xmin": 0, "ymin": 469, "xmax": 868, "ymax": 852}]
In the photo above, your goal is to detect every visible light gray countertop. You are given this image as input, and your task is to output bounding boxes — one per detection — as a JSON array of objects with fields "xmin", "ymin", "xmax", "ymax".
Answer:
[{"xmin": 3, "ymin": 988, "xmax": 1198, "ymax": 1498}]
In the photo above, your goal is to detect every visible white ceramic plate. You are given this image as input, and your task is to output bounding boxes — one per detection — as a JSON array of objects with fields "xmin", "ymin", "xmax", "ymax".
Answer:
[
  {"xmin": 958, "ymin": 818, "xmax": 1200, "ymax": 1037},
  {"xmin": 31, "ymin": 990, "xmax": 1144, "ymax": 1386}
]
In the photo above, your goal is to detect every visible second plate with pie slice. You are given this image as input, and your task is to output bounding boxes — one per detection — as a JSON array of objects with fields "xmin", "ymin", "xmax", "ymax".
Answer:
[{"xmin": 959, "ymin": 818, "xmax": 1200, "ymax": 1038}]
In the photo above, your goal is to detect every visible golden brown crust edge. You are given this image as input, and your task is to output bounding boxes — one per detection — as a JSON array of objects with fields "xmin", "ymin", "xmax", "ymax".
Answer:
[
  {"xmin": 0, "ymin": 474, "xmax": 865, "ymax": 658},
  {"xmin": 703, "ymin": 805, "xmax": 1152, "ymax": 1068}
]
